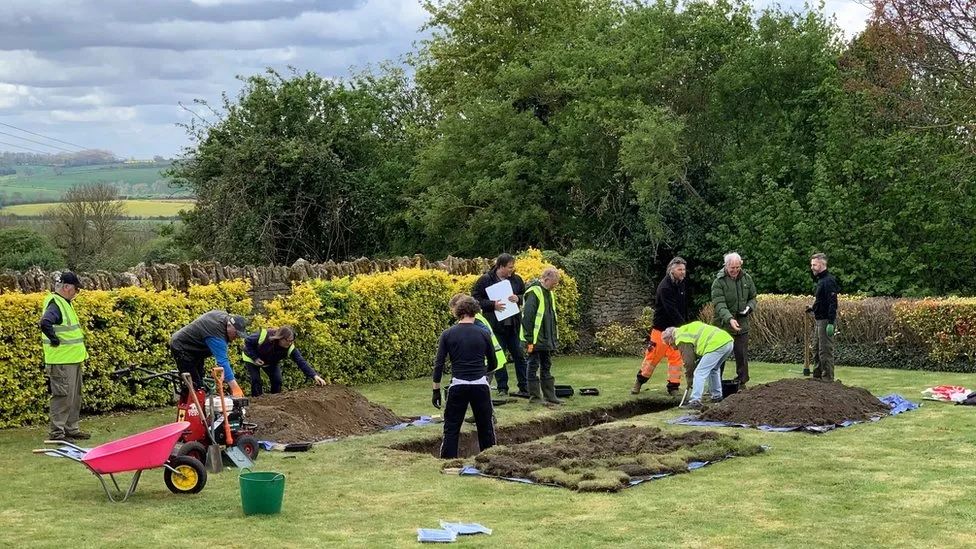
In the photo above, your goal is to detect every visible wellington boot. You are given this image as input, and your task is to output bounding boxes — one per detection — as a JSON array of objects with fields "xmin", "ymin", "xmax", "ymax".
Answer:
[
  {"xmin": 542, "ymin": 378, "xmax": 563, "ymax": 405},
  {"xmin": 528, "ymin": 380, "xmax": 544, "ymax": 404}
]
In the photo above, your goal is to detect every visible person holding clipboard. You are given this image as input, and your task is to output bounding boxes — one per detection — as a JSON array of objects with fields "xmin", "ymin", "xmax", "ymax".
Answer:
[{"xmin": 471, "ymin": 253, "xmax": 529, "ymax": 397}]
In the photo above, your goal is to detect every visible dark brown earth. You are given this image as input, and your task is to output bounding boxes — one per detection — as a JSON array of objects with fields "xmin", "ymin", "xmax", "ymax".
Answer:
[
  {"xmin": 391, "ymin": 397, "xmax": 676, "ymax": 458},
  {"xmin": 700, "ymin": 378, "xmax": 890, "ymax": 427},
  {"xmin": 471, "ymin": 425, "xmax": 762, "ymax": 492},
  {"xmin": 247, "ymin": 386, "xmax": 403, "ymax": 443}
]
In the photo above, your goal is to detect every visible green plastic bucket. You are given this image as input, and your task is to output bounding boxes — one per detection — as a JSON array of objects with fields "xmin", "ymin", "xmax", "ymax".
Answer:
[{"xmin": 239, "ymin": 468, "xmax": 285, "ymax": 516}]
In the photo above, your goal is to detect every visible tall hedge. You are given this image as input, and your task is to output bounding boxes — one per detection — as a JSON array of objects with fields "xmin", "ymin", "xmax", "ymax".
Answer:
[
  {"xmin": 0, "ymin": 250, "xmax": 580, "ymax": 427},
  {"xmin": 255, "ymin": 249, "xmax": 580, "ymax": 389},
  {"xmin": 0, "ymin": 282, "xmax": 252, "ymax": 427}
]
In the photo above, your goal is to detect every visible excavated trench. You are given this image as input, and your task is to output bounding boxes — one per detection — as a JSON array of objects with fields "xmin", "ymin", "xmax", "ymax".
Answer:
[{"xmin": 389, "ymin": 397, "xmax": 676, "ymax": 458}]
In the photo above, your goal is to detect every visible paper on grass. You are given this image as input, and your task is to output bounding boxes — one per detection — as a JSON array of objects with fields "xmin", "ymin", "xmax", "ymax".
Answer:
[{"xmin": 485, "ymin": 279, "xmax": 519, "ymax": 321}]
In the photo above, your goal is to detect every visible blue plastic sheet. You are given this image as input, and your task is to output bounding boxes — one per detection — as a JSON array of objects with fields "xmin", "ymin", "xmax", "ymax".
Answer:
[
  {"xmin": 440, "ymin": 522, "xmax": 492, "ymax": 535},
  {"xmin": 417, "ymin": 528, "xmax": 457, "ymax": 543},
  {"xmin": 669, "ymin": 393, "xmax": 918, "ymax": 433},
  {"xmin": 384, "ymin": 416, "xmax": 437, "ymax": 432}
]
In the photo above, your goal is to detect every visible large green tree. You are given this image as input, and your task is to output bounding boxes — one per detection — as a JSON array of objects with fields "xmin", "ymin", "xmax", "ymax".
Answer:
[{"xmin": 171, "ymin": 67, "xmax": 428, "ymax": 264}]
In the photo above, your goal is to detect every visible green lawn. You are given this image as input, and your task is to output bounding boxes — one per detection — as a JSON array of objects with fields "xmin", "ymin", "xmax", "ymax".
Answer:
[{"xmin": 1, "ymin": 358, "xmax": 974, "ymax": 548}]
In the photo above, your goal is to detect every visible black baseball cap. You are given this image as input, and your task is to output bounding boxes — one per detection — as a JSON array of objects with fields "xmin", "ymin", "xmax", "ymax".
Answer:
[{"xmin": 57, "ymin": 271, "xmax": 82, "ymax": 289}]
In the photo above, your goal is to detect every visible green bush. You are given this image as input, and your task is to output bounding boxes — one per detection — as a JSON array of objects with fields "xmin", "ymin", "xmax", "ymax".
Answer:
[
  {"xmin": 594, "ymin": 323, "xmax": 644, "ymax": 357},
  {"xmin": 0, "ymin": 227, "xmax": 64, "ymax": 271}
]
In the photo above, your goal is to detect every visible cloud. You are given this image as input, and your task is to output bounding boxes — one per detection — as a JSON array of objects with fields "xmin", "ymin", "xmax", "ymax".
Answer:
[{"xmin": 0, "ymin": 0, "xmax": 428, "ymax": 157}]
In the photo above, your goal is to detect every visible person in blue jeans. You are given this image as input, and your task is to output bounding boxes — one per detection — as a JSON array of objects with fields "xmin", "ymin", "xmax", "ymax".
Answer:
[
  {"xmin": 662, "ymin": 321, "xmax": 734, "ymax": 409},
  {"xmin": 242, "ymin": 326, "xmax": 326, "ymax": 396}
]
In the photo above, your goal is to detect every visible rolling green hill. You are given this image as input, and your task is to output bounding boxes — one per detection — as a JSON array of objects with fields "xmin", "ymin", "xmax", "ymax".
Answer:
[{"xmin": 0, "ymin": 163, "xmax": 188, "ymax": 204}]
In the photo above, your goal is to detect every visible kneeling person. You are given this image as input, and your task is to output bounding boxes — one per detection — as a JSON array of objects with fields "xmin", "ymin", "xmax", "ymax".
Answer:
[
  {"xmin": 242, "ymin": 326, "xmax": 326, "ymax": 396},
  {"xmin": 662, "ymin": 321, "xmax": 734, "ymax": 409},
  {"xmin": 433, "ymin": 295, "xmax": 498, "ymax": 459}
]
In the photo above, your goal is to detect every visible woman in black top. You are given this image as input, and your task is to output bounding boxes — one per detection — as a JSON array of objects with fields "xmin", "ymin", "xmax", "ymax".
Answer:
[{"xmin": 433, "ymin": 294, "xmax": 498, "ymax": 459}]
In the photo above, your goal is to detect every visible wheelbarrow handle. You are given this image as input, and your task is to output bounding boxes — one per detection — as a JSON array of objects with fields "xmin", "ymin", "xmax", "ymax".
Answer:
[{"xmin": 44, "ymin": 439, "xmax": 86, "ymax": 451}]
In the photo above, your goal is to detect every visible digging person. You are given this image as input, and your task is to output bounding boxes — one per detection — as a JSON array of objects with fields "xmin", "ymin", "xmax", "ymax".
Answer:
[
  {"xmin": 170, "ymin": 310, "xmax": 248, "ymax": 397},
  {"xmin": 808, "ymin": 252, "xmax": 840, "ymax": 381},
  {"xmin": 662, "ymin": 321, "xmax": 734, "ymax": 410},
  {"xmin": 432, "ymin": 294, "xmax": 498, "ymax": 459},
  {"xmin": 472, "ymin": 253, "xmax": 529, "ymax": 397},
  {"xmin": 710, "ymin": 252, "xmax": 758, "ymax": 389},
  {"xmin": 38, "ymin": 271, "xmax": 90, "ymax": 442},
  {"xmin": 242, "ymin": 325, "xmax": 327, "ymax": 397},
  {"xmin": 633, "ymin": 257, "xmax": 689, "ymax": 396},
  {"xmin": 521, "ymin": 267, "xmax": 562, "ymax": 405}
]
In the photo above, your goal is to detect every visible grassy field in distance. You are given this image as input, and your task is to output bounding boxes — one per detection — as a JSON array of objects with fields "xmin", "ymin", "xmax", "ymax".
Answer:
[{"xmin": 0, "ymin": 199, "xmax": 194, "ymax": 217}]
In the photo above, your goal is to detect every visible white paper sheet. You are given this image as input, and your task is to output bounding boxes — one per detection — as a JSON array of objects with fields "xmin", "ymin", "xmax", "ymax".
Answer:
[{"xmin": 485, "ymin": 279, "xmax": 520, "ymax": 321}]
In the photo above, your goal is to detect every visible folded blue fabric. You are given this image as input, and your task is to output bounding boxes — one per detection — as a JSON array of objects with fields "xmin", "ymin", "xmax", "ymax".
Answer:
[
  {"xmin": 440, "ymin": 521, "xmax": 492, "ymax": 535},
  {"xmin": 880, "ymin": 394, "xmax": 919, "ymax": 415},
  {"xmin": 417, "ymin": 528, "xmax": 457, "ymax": 543}
]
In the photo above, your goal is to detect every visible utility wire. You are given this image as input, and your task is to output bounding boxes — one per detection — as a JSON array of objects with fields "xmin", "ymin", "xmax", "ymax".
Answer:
[
  {"xmin": 0, "ymin": 130, "xmax": 76, "ymax": 153},
  {"xmin": 0, "ymin": 139, "xmax": 50, "ymax": 154},
  {"xmin": 0, "ymin": 121, "xmax": 88, "ymax": 150}
]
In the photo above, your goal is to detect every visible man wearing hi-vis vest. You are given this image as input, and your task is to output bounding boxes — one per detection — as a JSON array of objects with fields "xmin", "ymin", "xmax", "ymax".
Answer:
[
  {"xmin": 520, "ymin": 267, "xmax": 562, "ymax": 405},
  {"xmin": 38, "ymin": 271, "xmax": 89, "ymax": 441},
  {"xmin": 662, "ymin": 321, "xmax": 734, "ymax": 410}
]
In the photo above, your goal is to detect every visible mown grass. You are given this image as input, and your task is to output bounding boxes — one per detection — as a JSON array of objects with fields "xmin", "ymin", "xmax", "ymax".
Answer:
[
  {"xmin": 1, "ymin": 357, "xmax": 974, "ymax": 548},
  {"xmin": 0, "ymin": 198, "xmax": 194, "ymax": 217}
]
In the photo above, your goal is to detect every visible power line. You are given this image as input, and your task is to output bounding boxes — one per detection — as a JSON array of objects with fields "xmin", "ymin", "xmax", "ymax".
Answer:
[
  {"xmin": 0, "ymin": 139, "xmax": 50, "ymax": 154},
  {"xmin": 0, "ymin": 121, "xmax": 87, "ymax": 150},
  {"xmin": 0, "ymin": 130, "xmax": 76, "ymax": 153}
]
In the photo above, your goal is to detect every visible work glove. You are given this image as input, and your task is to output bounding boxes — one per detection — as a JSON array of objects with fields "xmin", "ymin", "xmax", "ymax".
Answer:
[
  {"xmin": 431, "ymin": 388, "xmax": 442, "ymax": 409},
  {"xmin": 527, "ymin": 344, "xmax": 535, "ymax": 354},
  {"xmin": 49, "ymin": 338, "xmax": 61, "ymax": 347},
  {"xmin": 826, "ymin": 324, "xmax": 835, "ymax": 337}
]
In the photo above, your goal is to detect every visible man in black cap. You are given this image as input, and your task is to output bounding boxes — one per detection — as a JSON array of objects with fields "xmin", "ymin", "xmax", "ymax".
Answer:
[
  {"xmin": 170, "ymin": 310, "xmax": 249, "ymax": 397},
  {"xmin": 38, "ymin": 271, "xmax": 89, "ymax": 441}
]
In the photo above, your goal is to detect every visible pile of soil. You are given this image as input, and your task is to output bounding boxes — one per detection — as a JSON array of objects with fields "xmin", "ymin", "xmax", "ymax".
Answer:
[
  {"xmin": 700, "ymin": 378, "xmax": 890, "ymax": 427},
  {"xmin": 472, "ymin": 425, "xmax": 762, "ymax": 492},
  {"xmin": 246, "ymin": 386, "xmax": 403, "ymax": 443}
]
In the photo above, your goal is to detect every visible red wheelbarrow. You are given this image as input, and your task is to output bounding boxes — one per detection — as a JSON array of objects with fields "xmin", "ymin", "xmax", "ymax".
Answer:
[{"xmin": 33, "ymin": 421, "xmax": 207, "ymax": 502}]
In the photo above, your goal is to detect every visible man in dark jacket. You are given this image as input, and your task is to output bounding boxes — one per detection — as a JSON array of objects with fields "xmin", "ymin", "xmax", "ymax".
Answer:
[
  {"xmin": 808, "ymin": 253, "xmax": 840, "ymax": 381},
  {"xmin": 711, "ymin": 252, "xmax": 758, "ymax": 387},
  {"xmin": 633, "ymin": 257, "xmax": 689, "ymax": 396},
  {"xmin": 242, "ymin": 325, "xmax": 326, "ymax": 396},
  {"xmin": 170, "ymin": 310, "xmax": 248, "ymax": 397},
  {"xmin": 521, "ymin": 267, "xmax": 561, "ymax": 405},
  {"xmin": 471, "ymin": 253, "xmax": 528, "ymax": 397}
]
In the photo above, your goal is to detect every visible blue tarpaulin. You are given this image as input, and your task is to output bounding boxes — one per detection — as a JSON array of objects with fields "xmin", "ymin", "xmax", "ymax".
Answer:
[{"xmin": 669, "ymin": 393, "xmax": 918, "ymax": 433}]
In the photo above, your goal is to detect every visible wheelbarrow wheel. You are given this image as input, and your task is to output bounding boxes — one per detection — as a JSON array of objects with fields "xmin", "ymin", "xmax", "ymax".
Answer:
[
  {"xmin": 164, "ymin": 455, "xmax": 207, "ymax": 494},
  {"xmin": 175, "ymin": 441, "xmax": 207, "ymax": 463},
  {"xmin": 235, "ymin": 435, "xmax": 260, "ymax": 461}
]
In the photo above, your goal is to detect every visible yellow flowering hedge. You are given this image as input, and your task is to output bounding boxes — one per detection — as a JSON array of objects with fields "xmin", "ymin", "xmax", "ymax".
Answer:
[
  {"xmin": 0, "ymin": 281, "xmax": 251, "ymax": 428},
  {"xmin": 0, "ymin": 251, "xmax": 580, "ymax": 426},
  {"xmin": 254, "ymin": 251, "xmax": 580, "ymax": 390}
]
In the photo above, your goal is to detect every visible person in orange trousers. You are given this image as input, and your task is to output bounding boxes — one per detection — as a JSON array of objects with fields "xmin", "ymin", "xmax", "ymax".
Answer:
[{"xmin": 632, "ymin": 257, "xmax": 689, "ymax": 395}]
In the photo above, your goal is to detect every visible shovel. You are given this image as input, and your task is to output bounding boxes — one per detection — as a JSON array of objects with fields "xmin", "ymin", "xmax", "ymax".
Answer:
[
  {"xmin": 212, "ymin": 368, "xmax": 254, "ymax": 469},
  {"xmin": 181, "ymin": 373, "xmax": 223, "ymax": 474}
]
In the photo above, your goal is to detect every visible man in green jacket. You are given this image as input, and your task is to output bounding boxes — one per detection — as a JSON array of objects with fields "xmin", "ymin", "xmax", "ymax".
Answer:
[
  {"xmin": 38, "ymin": 271, "xmax": 90, "ymax": 441},
  {"xmin": 710, "ymin": 252, "xmax": 758, "ymax": 387},
  {"xmin": 521, "ymin": 267, "xmax": 561, "ymax": 405}
]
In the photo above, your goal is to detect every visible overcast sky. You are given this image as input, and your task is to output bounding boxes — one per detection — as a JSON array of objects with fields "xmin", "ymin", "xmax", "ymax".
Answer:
[{"xmin": 0, "ymin": 0, "xmax": 870, "ymax": 159}]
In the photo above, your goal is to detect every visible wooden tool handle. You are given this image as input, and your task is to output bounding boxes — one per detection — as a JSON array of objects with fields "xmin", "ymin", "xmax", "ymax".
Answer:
[{"xmin": 212, "ymin": 367, "xmax": 234, "ymax": 445}]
